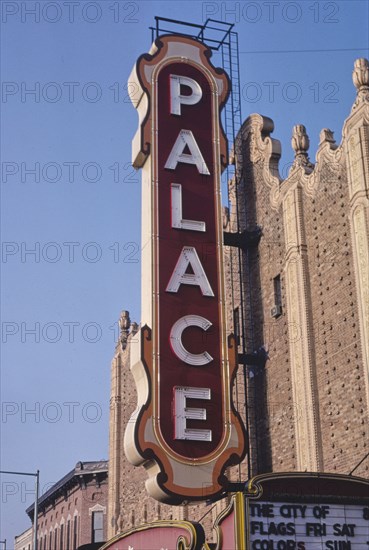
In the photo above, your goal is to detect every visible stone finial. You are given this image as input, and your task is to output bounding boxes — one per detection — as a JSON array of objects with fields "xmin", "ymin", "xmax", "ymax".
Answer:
[
  {"xmin": 290, "ymin": 125, "xmax": 314, "ymax": 173},
  {"xmin": 119, "ymin": 310, "xmax": 130, "ymax": 331},
  {"xmin": 319, "ymin": 128, "xmax": 336, "ymax": 145},
  {"xmin": 291, "ymin": 124, "xmax": 310, "ymax": 156},
  {"xmin": 352, "ymin": 58, "xmax": 369, "ymax": 110},
  {"xmin": 353, "ymin": 58, "xmax": 369, "ymax": 92},
  {"xmin": 119, "ymin": 310, "xmax": 131, "ymax": 349}
]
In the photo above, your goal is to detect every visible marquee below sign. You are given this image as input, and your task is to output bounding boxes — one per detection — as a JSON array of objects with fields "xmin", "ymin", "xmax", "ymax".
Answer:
[
  {"xmin": 100, "ymin": 474, "xmax": 369, "ymax": 549},
  {"xmin": 242, "ymin": 472, "xmax": 369, "ymax": 550},
  {"xmin": 124, "ymin": 35, "xmax": 246, "ymax": 503}
]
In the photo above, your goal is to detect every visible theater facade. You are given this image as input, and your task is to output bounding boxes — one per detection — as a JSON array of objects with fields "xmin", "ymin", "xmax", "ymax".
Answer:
[{"xmin": 107, "ymin": 22, "xmax": 369, "ymax": 550}]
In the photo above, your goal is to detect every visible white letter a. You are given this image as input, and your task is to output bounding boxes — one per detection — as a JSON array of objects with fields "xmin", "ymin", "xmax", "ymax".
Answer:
[
  {"xmin": 166, "ymin": 246, "xmax": 214, "ymax": 296},
  {"xmin": 164, "ymin": 130, "xmax": 210, "ymax": 175}
]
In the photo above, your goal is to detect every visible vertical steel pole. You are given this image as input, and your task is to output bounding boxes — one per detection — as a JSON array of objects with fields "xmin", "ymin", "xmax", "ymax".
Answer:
[
  {"xmin": 0, "ymin": 470, "xmax": 39, "ymax": 550},
  {"xmin": 33, "ymin": 470, "xmax": 39, "ymax": 550}
]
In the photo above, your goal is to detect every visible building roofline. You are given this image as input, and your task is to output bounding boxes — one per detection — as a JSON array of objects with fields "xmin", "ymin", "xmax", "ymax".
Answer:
[
  {"xmin": 14, "ymin": 525, "xmax": 33, "ymax": 539},
  {"xmin": 26, "ymin": 460, "xmax": 108, "ymax": 518}
]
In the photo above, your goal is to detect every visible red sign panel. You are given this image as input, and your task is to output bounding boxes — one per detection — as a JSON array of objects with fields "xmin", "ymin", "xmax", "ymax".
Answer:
[
  {"xmin": 100, "ymin": 520, "xmax": 205, "ymax": 550},
  {"xmin": 125, "ymin": 35, "xmax": 246, "ymax": 503},
  {"xmin": 157, "ymin": 61, "xmax": 224, "ymax": 458}
]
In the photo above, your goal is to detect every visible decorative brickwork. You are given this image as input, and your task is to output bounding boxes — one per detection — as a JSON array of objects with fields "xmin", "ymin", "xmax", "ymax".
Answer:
[
  {"xmin": 228, "ymin": 57, "xmax": 369, "ymax": 479},
  {"xmin": 108, "ymin": 58, "xmax": 369, "ymax": 541}
]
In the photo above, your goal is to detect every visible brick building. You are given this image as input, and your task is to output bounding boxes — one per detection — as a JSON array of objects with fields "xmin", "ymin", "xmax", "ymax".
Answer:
[
  {"xmin": 25, "ymin": 461, "xmax": 108, "ymax": 550},
  {"xmin": 14, "ymin": 526, "xmax": 32, "ymax": 550},
  {"xmin": 107, "ymin": 56, "xmax": 369, "ymax": 541},
  {"xmin": 225, "ymin": 56, "xmax": 369, "ymax": 481}
]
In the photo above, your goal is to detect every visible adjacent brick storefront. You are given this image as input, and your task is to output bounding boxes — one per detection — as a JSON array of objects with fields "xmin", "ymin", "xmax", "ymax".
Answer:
[{"xmin": 26, "ymin": 461, "xmax": 108, "ymax": 550}]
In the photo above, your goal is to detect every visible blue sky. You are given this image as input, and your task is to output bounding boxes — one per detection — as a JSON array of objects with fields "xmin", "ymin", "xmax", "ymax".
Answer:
[{"xmin": 1, "ymin": 0, "xmax": 368, "ymax": 545}]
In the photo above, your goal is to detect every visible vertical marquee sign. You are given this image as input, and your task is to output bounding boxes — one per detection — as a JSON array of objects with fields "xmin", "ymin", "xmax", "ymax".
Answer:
[{"xmin": 124, "ymin": 35, "xmax": 246, "ymax": 503}]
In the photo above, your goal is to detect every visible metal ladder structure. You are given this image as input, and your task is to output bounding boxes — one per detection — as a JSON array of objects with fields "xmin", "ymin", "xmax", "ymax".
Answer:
[{"xmin": 150, "ymin": 18, "xmax": 242, "ymax": 186}]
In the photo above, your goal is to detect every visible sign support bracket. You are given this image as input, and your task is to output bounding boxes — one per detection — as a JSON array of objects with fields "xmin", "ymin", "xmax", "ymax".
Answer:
[{"xmin": 223, "ymin": 227, "xmax": 262, "ymax": 250}]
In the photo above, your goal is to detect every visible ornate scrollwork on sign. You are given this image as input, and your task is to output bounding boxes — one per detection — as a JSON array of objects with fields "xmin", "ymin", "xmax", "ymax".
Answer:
[{"xmin": 125, "ymin": 35, "xmax": 247, "ymax": 504}]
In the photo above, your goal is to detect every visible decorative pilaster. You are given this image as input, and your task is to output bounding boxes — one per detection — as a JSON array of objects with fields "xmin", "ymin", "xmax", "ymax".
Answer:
[
  {"xmin": 283, "ymin": 126, "xmax": 322, "ymax": 471},
  {"xmin": 108, "ymin": 311, "xmax": 134, "ymax": 539},
  {"xmin": 108, "ymin": 353, "xmax": 122, "ymax": 539},
  {"xmin": 344, "ymin": 58, "xmax": 369, "ymax": 409}
]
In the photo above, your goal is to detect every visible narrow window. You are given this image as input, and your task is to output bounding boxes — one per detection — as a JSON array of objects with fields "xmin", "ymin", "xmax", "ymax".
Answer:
[
  {"xmin": 233, "ymin": 307, "xmax": 240, "ymax": 345},
  {"xmin": 66, "ymin": 520, "xmax": 70, "ymax": 550},
  {"xmin": 273, "ymin": 275, "xmax": 282, "ymax": 306},
  {"xmin": 73, "ymin": 516, "xmax": 78, "ymax": 550},
  {"xmin": 59, "ymin": 524, "xmax": 64, "ymax": 550},
  {"xmin": 271, "ymin": 275, "xmax": 282, "ymax": 318},
  {"xmin": 92, "ymin": 511, "xmax": 104, "ymax": 543}
]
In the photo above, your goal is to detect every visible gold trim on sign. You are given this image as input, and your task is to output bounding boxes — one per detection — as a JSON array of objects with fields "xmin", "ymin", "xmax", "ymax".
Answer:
[
  {"xmin": 245, "ymin": 470, "xmax": 369, "ymax": 497},
  {"xmin": 213, "ymin": 492, "xmax": 247, "ymax": 550},
  {"xmin": 212, "ymin": 496, "xmax": 235, "ymax": 550},
  {"xmin": 234, "ymin": 492, "xmax": 246, "ymax": 550}
]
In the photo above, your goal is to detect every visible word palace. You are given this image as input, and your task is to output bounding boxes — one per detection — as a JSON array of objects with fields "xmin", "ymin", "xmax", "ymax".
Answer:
[{"xmin": 124, "ymin": 34, "xmax": 246, "ymax": 504}]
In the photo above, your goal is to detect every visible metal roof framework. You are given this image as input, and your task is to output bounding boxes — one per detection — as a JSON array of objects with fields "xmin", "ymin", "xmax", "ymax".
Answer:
[{"xmin": 149, "ymin": 17, "xmax": 242, "ymax": 178}]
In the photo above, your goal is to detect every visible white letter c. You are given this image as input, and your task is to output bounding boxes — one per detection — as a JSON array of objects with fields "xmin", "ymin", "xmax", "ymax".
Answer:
[{"xmin": 170, "ymin": 315, "xmax": 213, "ymax": 366}]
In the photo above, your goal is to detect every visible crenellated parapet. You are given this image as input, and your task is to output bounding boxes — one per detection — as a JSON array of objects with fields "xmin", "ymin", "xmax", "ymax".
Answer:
[
  {"xmin": 236, "ymin": 113, "xmax": 282, "ymax": 211},
  {"xmin": 237, "ymin": 61, "xmax": 369, "ymax": 205}
]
